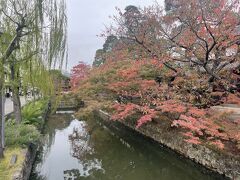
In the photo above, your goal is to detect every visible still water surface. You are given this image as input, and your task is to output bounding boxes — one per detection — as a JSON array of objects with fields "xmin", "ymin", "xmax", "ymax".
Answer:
[{"xmin": 30, "ymin": 114, "xmax": 224, "ymax": 180}]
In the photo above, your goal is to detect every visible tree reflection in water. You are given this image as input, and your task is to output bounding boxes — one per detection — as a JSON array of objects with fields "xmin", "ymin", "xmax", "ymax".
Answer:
[
  {"xmin": 69, "ymin": 126, "xmax": 91, "ymax": 159},
  {"xmin": 66, "ymin": 122, "xmax": 104, "ymax": 179}
]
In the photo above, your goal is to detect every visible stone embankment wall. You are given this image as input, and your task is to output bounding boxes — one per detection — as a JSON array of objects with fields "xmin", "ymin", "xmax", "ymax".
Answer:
[
  {"xmin": 12, "ymin": 144, "xmax": 37, "ymax": 180},
  {"xmin": 95, "ymin": 109, "xmax": 240, "ymax": 180}
]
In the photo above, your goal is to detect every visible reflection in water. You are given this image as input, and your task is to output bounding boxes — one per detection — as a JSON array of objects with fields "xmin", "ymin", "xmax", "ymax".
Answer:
[
  {"xmin": 68, "ymin": 124, "xmax": 104, "ymax": 178},
  {"xmin": 30, "ymin": 114, "xmax": 225, "ymax": 180},
  {"xmin": 69, "ymin": 125, "xmax": 91, "ymax": 159}
]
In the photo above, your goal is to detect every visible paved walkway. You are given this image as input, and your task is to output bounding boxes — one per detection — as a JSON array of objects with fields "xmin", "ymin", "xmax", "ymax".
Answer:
[
  {"xmin": 5, "ymin": 97, "xmax": 28, "ymax": 115},
  {"xmin": 211, "ymin": 104, "xmax": 240, "ymax": 120}
]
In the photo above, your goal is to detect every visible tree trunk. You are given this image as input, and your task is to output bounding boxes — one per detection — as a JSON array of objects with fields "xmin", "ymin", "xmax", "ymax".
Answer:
[
  {"xmin": 10, "ymin": 63, "xmax": 22, "ymax": 124},
  {"xmin": 0, "ymin": 72, "xmax": 5, "ymax": 158},
  {"xmin": 12, "ymin": 87, "xmax": 22, "ymax": 124}
]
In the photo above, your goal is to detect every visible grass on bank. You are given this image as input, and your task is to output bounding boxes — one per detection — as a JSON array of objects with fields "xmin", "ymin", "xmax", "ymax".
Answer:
[{"xmin": 0, "ymin": 147, "xmax": 25, "ymax": 180}]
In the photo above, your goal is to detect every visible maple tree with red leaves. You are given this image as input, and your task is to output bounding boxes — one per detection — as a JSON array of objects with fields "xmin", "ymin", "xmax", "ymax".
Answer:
[
  {"xmin": 71, "ymin": 0, "xmax": 240, "ymax": 152},
  {"xmin": 107, "ymin": 0, "xmax": 240, "ymax": 90},
  {"xmin": 70, "ymin": 61, "xmax": 90, "ymax": 90}
]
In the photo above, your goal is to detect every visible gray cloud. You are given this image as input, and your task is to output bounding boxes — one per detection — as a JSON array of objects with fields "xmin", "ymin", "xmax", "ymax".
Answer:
[{"xmin": 67, "ymin": 0, "xmax": 164, "ymax": 70}]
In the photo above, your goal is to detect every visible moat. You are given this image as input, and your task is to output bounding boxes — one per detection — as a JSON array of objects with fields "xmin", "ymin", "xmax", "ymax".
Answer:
[{"xmin": 30, "ymin": 113, "xmax": 224, "ymax": 180}]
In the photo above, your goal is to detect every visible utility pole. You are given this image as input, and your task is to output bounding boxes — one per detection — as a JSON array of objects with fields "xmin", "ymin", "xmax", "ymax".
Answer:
[{"xmin": 0, "ymin": 87, "xmax": 5, "ymax": 158}]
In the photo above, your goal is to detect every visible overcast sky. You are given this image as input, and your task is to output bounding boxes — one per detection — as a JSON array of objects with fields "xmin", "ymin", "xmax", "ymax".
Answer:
[{"xmin": 66, "ymin": 0, "xmax": 164, "ymax": 70}]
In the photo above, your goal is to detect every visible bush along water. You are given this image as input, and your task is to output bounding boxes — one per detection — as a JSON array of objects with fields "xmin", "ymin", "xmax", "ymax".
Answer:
[
  {"xmin": 22, "ymin": 99, "xmax": 49, "ymax": 129},
  {"xmin": 5, "ymin": 99, "xmax": 49, "ymax": 148},
  {"xmin": 5, "ymin": 120, "xmax": 40, "ymax": 147}
]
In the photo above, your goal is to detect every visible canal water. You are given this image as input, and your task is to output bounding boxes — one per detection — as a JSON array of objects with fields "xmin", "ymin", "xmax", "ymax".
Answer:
[{"xmin": 30, "ymin": 113, "xmax": 224, "ymax": 180}]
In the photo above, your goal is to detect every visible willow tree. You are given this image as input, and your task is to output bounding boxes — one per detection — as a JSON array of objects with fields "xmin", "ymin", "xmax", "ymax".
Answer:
[{"xmin": 0, "ymin": 0, "xmax": 67, "ymax": 158}]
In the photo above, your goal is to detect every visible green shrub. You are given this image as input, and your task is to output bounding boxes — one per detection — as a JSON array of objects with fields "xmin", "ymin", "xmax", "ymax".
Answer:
[
  {"xmin": 22, "ymin": 100, "xmax": 48, "ymax": 127},
  {"xmin": 5, "ymin": 120, "xmax": 41, "ymax": 147}
]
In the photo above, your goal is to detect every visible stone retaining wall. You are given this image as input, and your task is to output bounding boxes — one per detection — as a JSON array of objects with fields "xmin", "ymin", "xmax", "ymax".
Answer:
[
  {"xmin": 95, "ymin": 109, "xmax": 240, "ymax": 180},
  {"xmin": 12, "ymin": 144, "xmax": 37, "ymax": 180}
]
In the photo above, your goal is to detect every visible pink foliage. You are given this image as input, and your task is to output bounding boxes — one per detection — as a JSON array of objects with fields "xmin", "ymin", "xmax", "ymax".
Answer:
[
  {"xmin": 182, "ymin": 130, "xmax": 202, "ymax": 145},
  {"xmin": 157, "ymin": 100, "xmax": 187, "ymax": 114},
  {"xmin": 112, "ymin": 103, "xmax": 157, "ymax": 128},
  {"xmin": 111, "ymin": 103, "xmax": 138, "ymax": 121},
  {"xmin": 187, "ymin": 107, "xmax": 206, "ymax": 118},
  {"xmin": 183, "ymin": 132, "xmax": 201, "ymax": 144},
  {"xmin": 210, "ymin": 140, "xmax": 225, "ymax": 149},
  {"xmin": 70, "ymin": 61, "xmax": 90, "ymax": 90},
  {"xmin": 172, "ymin": 115, "xmax": 204, "ymax": 136},
  {"xmin": 184, "ymin": 137, "xmax": 201, "ymax": 145},
  {"xmin": 136, "ymin": 114, "xmax": 153, "ymax": 128}
]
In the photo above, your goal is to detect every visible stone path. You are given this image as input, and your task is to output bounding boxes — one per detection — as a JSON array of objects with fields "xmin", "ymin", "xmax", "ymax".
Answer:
[{"xmin": 211, "ymin": 104, "xmax": 240, "ymax": 120}]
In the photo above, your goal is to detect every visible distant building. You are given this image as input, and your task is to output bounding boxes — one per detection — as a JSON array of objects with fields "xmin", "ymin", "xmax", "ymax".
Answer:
[
  {"xmin": 4, "ymin": 70, "xmax": 11, "ymax": 98},
  {"xmin": 50, "ymin": 70, "xmax": 71, "ymax": 94}
]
